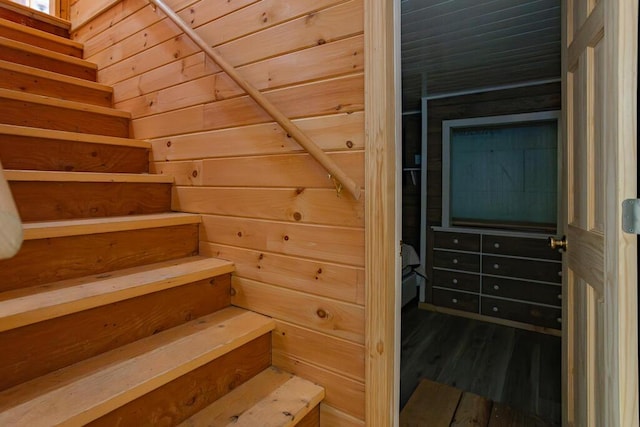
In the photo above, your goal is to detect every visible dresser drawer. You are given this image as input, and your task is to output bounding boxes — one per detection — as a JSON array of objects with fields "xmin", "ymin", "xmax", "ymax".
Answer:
[
  {"xmin": 482, "ymin": 277, "xmax": 562, "ymax": 307},
  {"xmin": 482, "ymin": 235, "xmax": 561, "ymax": 261},
  {"xmin": 434, "ymin": 231, "xmax": 480, "ymax": 251},
  {"xmin": 481, "ymin": 297, "xmax": 562, "ymax": 329},
  {"xmin": 433, "ymin": 288, "xmax": 479, "ymax": 313},
  {"xmin": 432, "ymin": 269, "xmax": 480, "ymax": 292},
  {"xmin": 433, "ymin": 250, "xmax": 480, "ymax": 272},
  {"xmin": 482, "ymin": 256, "xmax": 561, "ymax": 283}
]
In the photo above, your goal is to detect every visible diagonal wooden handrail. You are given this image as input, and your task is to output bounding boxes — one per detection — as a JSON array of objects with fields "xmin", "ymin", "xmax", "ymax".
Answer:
[
  {"xmin": 147, "ymin": 0, "xmax": 362, "ymax": 200},
  {"xmin": 0, "ymin": 160, "xmax": 23, "ymax": 259}
]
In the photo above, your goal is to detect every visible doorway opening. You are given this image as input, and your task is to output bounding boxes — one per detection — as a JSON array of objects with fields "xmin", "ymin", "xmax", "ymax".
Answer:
[{"xmin": 399, "ymin": 1, "xmax": 562, "ymax": 425}]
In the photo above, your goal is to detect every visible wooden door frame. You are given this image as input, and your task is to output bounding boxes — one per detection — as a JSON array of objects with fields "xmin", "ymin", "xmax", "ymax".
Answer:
[
  {"xmin": 601, "ymin": 0, "xmax": 639, "ymax": 423},
  {"xmin": 364, "ymin": 0, "xmax": 401, "ymax": 424}
]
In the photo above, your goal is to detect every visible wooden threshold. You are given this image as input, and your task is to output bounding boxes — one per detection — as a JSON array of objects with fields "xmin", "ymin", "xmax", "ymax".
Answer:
[
  {"xmin": 5, "ymin": 170, "xmax": 173, "ymax": 183},
  {"xmin": 22, "ymin": 212, "xmax": 201, "ymax": 240},
  {"xmin": 418, "ymin": 302, "xmax": 562, "ymax": 337},
  {"xmin": 0, "ymin": 124, "xmax": 149, "ymax": 148},
  {"xmin": 0, "ymin": 36, "xmax": 93, "ymax": 68},
  {"xmin": 0, "ymin": 88, "xmax": 128, "ymax": 117},
  {"xmin": 0, "ymin": 0, "xmax": 70, "ymax": 30},
  {"xmin": 0, "ymin": 256, "xmax": 234, "ymax": 332},
  {"xmin": 400, "ymin": 379, "xmax": 555, "ymax": 427},
  {"xmin": 179, "ymin": 366, "xmax": 324, "ymax": 427},
  {"xmin": 0, "ymin": 307, "xmax": 275, "ymax": 426}
]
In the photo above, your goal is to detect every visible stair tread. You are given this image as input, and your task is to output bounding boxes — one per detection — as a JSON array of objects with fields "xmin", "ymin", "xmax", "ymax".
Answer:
[
  {"xmin": 0, "ymin": 123, "xmax": 149, "ymax": 148},
  {"xmin": 23, "ymin": 212, "xmax": 201, "ymax": 240},
  {"xmin": 0, "ymin": 87, "xmax": 129, "ymax": 118},
  {"xmin": 0, "ymin": 256, "xmax": 234, "ymax": 332},
  {"xmin": 0, "ymin": 2, "xmax": 70, "ymax": 31},
  {"xmin": 0, "ymin": 59, "xmax": 111, "ymax": 92},
  {"xmin": 0, "ymin": 17, "xmax": 82, "ymax": 50},
  {"xmin": 5, "ymin": 169, "xmax": 174, "ymax": 183},
  {"xmin": 0, "ymin": 36, "xmax": 93, "ymax": 68},
  {"xmin": 180, "ymin": 366, "xmax": 325, "ymax": 427},
  {"xmin": 0, "ymin": 307, "xmax": 275, "ymax": 427}
]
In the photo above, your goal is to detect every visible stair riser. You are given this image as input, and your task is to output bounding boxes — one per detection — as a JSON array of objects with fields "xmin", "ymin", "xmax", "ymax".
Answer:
[
  {"xmin": 0, "ymin": 26, "xmax": 82, "ymax": 58},
  {"xmin": 0, "ymin": 97, "xmax": 129, "ymax": 137},
  {"xmin": 88, "ymin": 334, "xmax": 272, "ymax": 427},
  {"xmin": 0, "ymin": 275, "xmax": 231, "ymax": 391},
  {"xmin": 0, "ymin": 67, "xmax": 111, "ymax": 106},
  {"xmin": 0, "ymin": 8, "xmax": 68, "ymax": 38},
  {"xmin": 0, "ymin": 45, "xmax": 95, "ymax": 80},
  {"xmin": 0, "ymin": 137, "xmax": 149, "ymax": 173},
  {"xmin": 0, "ymin": 224, "xmax": 199, "ymax": 291},
  {"xmin": 297, "ymin": 406, "xmax": 321, "ymax": 427},
  {"xmin": 10, "ymin": 181, "xmax": 172, "ymax": 221}
]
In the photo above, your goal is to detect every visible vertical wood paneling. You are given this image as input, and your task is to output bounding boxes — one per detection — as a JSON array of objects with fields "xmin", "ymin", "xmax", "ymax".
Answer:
[{"xmin": 72, "ymin": 0, "xmax": 367, "ymax": 423}]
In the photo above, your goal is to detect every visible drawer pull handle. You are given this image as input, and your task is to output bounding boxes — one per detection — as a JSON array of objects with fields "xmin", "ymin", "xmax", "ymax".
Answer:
[
  {"xmin": 557, "ymin": 294, "xmax": 562, "ymax": 300},
  {"xmin": 493, "ymin": 285, "xmax": 500, "ymax": 291},
  {"xmin": 453, "ymin": 238, "xmax": 459, "ymax": 244},
  {"xmin": 558, "ymin": 270, "xmax": 562, "ymax": 276},
  {"xmin": 492, "ymin": 306, "xmax": 499, "ymax": 312},
  {"xmin": 493, "ymin": 264, "xmax": 500, "ymax": 269},
  {"xmin": 452, "ymin": 298, "xmax": 458, "ymax": 304},
  {"xmin": 453, "ymin": 259, "xmax": 458, "ymax": 264},
  {"xmin": 557, "ymin": 317, "xmax": 562, "ymax": 323},
  {"xmin": 452, "ymin": 279, "xmax": 458, "ymax": 284},
  {"xmin": 494, "ymin": 243, "xmax": 500, "ymax": 248}
]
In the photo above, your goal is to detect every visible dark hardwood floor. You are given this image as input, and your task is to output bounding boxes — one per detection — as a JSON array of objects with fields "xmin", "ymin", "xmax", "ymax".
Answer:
[{"xmin": 400, "ymin": 299, "xmax": 561, "ymax": 426}]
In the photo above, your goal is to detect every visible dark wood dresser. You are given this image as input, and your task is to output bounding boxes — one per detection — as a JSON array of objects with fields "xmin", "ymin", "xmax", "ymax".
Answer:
[{"xmin": 427, "ymin": 227, "xmax": 563, "ymax": 333}]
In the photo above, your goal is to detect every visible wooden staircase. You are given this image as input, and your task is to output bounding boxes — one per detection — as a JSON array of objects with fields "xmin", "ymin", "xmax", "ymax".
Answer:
[{"xmin": 0, "ymin": 6, "xmax": 323, "ymax": 426}]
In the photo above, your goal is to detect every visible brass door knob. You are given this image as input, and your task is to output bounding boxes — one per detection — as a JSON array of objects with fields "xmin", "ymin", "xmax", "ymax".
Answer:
[{"xmin": 548, "ymin": 235, "xmax": 568, "ymax": 251}]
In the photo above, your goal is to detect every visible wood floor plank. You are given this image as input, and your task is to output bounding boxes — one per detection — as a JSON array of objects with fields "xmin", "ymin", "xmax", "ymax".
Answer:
[
  {"xmin": 467, "ymin": 324, "xmax": 516, "ymax": 402},
  {"xmin": 489, "ymin": 403, "xmax": 551, "ymax": 427},
  {"xmin": 451, "ymin": 392, "xmax": 492, "ymax": 427},
  {"xmin": 435, "ymin": 319, "xmax": 496, "ymax": 392},
  {"xmin": 399, "ymin": 380, "xmax": 461, "ymax": 427},
  {"xmin": 400, "ymin": 303, "xmax": 561, "ymax": 425},
  {"xmin": 500, "ymin": 331, "xmax": 541, "ymax": 416}
]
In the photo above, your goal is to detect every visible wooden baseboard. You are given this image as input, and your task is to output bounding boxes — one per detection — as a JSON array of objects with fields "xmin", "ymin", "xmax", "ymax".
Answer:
[{"xmin": 418, "ymin": 302, "xmax": 561, "ymax": 337}]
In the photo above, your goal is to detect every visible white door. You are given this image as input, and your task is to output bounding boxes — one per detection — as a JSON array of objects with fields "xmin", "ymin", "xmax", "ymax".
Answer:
[{"xmin": 562, "ymin": 0, "xmax": 638, "ymax": 425}]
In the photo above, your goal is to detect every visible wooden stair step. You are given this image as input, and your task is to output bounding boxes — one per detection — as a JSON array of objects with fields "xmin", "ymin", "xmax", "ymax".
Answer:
[
  {"xmin": 0, "ymin": 60, "xmax": 112, "ymax": 106},
  {"xmin": 5, "ymin": 170, "xmax": 173, "ymax": 183},
  {"xmin": 22, "ymin": 212, "xmax": 201, "ymax": 240},
  {"xmin": 180, "ymin": 366, "xmax": 324, "ymax": 427},
  {"xmin": 4, "ymin": 169, "xmax": 171, "ymax": 183},
  {"xmin": 0, "ymin": 256, "xmax": 234, "ymax": 332},
  {"xmin": 0, "ymin": 307, "xmax": 275, "ymax": 426},
  {"xmin": 0, "ymin": 213, "xmax": 201, "ymax": 291},
  {"xmin": 0, "ymin": 1, "xmax": 69, "ymax": 38},
  {"xmin": 0, "ymin": 124, "xmax": 149, "ymax": 173},
  {"xmin": 6, "ymin": 170, "xmax": 174, "ymax": 221},
  {"xmin": 0, "ymin": 17, "xmax": 82, "ymax": 57},
  {"xmin": 0, "ymin": 36, "xmax": 95, "ymax": 80},
  {"xmin": 0, "ymin": 88, "xmax": 130, "ymax": 137}
]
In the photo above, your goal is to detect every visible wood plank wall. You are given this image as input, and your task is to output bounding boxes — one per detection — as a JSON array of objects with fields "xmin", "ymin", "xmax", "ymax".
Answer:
[
  {"xmin": 424, "ymin": 83, "xmax": 561, "ymax": 298},
  {"xmin": 70, "ymin": 0, "xmax": 366, "ymax": 424}
]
